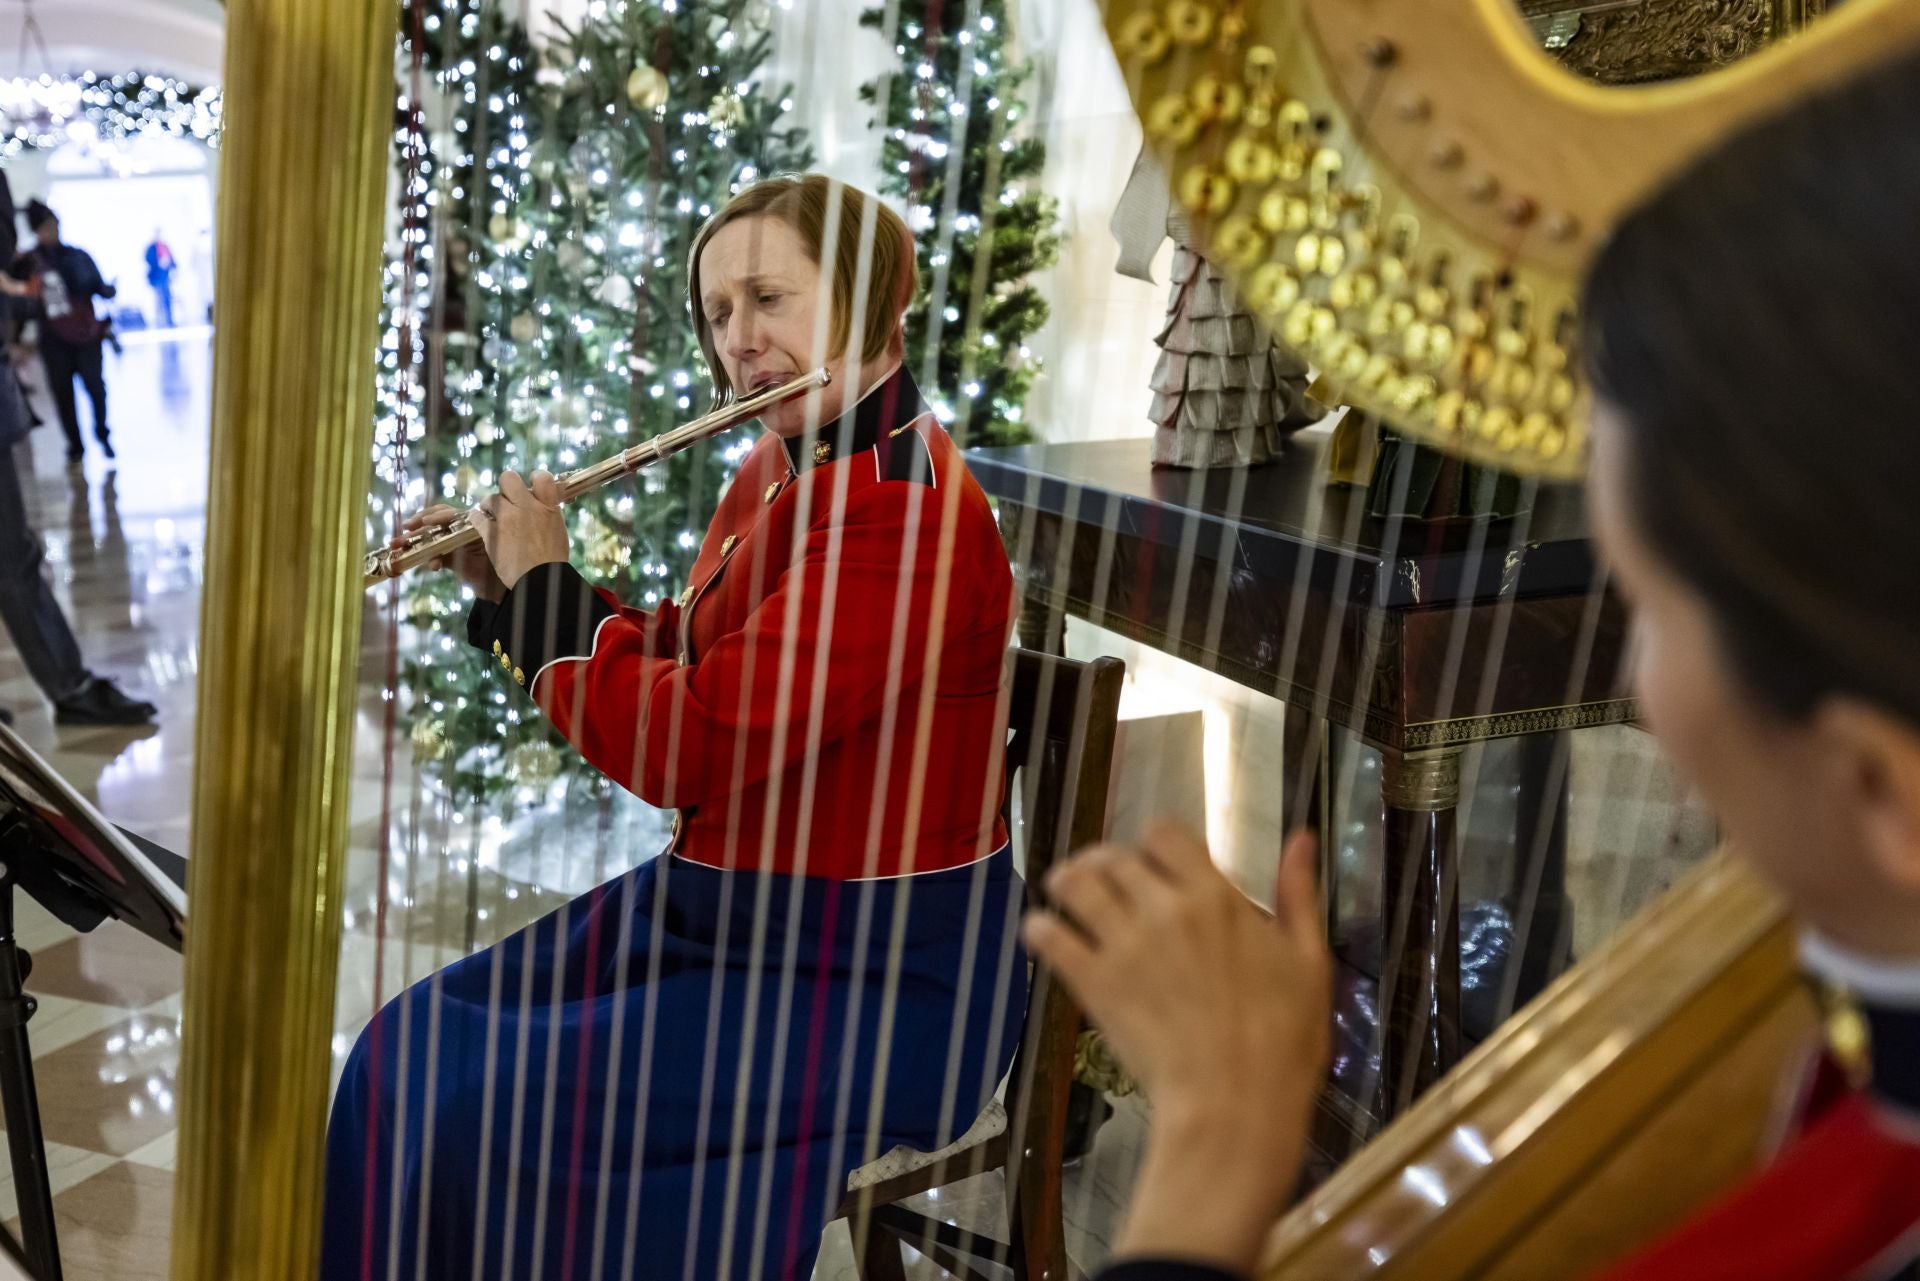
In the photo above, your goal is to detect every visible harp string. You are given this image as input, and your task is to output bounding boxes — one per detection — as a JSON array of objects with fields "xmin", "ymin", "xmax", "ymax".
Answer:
[
  {"xmin": 345, "ymin": 4, "xmax": 1711, "ymax": 1275},
  {"xmin": 1249, "ymin": 33, "xmax": 1577, "ymax": 1127},
  {"xmin": 363, "ymin": 0, "xmax": 441, "ymax": 1275}
]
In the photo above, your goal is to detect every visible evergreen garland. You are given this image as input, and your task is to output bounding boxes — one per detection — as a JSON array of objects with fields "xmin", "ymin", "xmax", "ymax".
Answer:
[{"xmin": 858, "ymin": 0, "xmax": 1061, "ymax": 446}]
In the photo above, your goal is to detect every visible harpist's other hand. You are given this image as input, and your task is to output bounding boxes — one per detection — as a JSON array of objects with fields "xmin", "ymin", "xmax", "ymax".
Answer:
[
  {"xmin": 1023, "ymin": 825, "xmax": 1330, "ymax": 1273},
  {"xmin": 473, "ymin": 470, "xmax": 571, "ymax": 590}
]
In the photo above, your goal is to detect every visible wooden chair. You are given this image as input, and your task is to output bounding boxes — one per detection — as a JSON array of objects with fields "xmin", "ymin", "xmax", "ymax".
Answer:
[{"xmin": 836, "ymin": 649, "xmax": 1126, "ymax": 1281}]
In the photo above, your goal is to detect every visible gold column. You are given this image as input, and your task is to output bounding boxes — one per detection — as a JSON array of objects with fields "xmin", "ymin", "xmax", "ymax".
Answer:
[{"xmin": 170, "ymin": 0, "xmax": 396, "ymax": 1275}]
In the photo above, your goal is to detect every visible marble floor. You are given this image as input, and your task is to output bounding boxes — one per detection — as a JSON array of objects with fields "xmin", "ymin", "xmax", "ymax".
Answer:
[
  {"xmin": 0, "ymin": 329, "xmax": 206, "ymax": 1280},
  {"xmin": 0, "ymin": 329, "xmax": 1710, "ymax": 1279}
]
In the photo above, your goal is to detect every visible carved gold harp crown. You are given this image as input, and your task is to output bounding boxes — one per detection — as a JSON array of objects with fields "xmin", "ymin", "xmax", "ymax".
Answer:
[{"xmin": 1103, "ymin": 0, "xmax": 1920, "ymax": 477}]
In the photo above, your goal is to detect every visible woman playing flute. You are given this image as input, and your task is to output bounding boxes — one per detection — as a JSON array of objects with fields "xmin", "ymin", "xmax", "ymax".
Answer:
[{"xmin": 323, "ymin": 174, "xmax": 1025, "ymax": 1281}]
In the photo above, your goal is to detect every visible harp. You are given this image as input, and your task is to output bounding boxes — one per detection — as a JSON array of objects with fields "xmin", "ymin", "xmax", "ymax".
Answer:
[
  {"xmin": 168, "ymin": 0, "xmax": 1918, "ymax": 1278},
  {"xmin": 1091, "ymin": 0, "xmax": 1919, "ymax": 1273},
  {"xmin": 1268, "ymin": 853, "xmax": 1814, "ymax": 1276},
  {"xmin": 1101, "ymin": 0, "xmax": 1920, "ymax": 477}
]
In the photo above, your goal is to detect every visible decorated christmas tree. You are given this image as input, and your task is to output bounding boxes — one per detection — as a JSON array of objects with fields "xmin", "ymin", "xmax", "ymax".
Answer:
[
  {"xmin": 372, "ymin": 0, "xmax": 811, "ymax": 818},
  {"xmin": 858, "ymin": 0, "xmax": 1061, "ymax": 446}
]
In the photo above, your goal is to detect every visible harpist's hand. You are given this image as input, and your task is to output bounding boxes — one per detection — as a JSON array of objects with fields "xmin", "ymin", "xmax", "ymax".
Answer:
[
  {"xmin": 473, "ymin": 470, "xmax": 571, "ymax": 590},
  {"xmin": 1024, "ymin": 825, "xmax": 1330, "ymax": 1275}
]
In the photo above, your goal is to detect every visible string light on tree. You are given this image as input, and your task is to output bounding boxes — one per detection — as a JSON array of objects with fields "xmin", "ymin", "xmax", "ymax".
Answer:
[
  {"xmin": 858, "ymin": 0, "xmax": 1061, "ymax": 446},
  {"xmin": 371, "ymin": 0, "xmax": 811, "ymax": 819}
]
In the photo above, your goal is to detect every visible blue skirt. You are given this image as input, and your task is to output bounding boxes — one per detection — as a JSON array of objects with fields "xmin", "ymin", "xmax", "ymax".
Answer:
[{"xmin": 321, "ymin": 847, "xmax": 1027, "ymax": 1281}]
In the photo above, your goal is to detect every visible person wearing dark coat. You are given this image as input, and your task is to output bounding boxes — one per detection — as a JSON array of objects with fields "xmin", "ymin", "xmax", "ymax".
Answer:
[{"xmin": 20, "ymin": 199, "xmax": 115, "ymax": 464}]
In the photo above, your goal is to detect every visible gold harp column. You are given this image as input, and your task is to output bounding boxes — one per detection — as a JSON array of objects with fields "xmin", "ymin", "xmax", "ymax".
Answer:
[{"xmin": 170, "ymin": 0, "xmax": 397, "ymax": 1275}]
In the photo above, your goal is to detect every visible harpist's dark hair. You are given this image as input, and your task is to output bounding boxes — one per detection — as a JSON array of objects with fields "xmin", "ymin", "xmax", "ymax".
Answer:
[{"xmin": 1582, "ymin": 47, "xmax": 1920, "ymax": 727}]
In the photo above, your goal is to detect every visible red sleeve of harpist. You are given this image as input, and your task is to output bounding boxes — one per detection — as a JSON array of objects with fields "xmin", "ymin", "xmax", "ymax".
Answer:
[
  {"xmin": 1586, "ymin": 1093, "xmax": 1920, "ymax": 1281},
  {"xmin": 475, "ymin": 480, "xmax": 994, "ymax": 810}
]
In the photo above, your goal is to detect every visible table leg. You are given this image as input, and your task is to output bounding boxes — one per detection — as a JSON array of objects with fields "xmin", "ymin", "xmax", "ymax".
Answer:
[
  {"xmin": 1510, "ymin": 732, "xmax": 1574, "ymax": 1010},
  {"xmin": 1015, "ymin": 593, "xmax": 1067, "ymax": 656},
  {"xmin": 1379, "ymin": 747, "xmax": 1463, "ymax": 1118},
  {"xmin": 1281, "ymin": 708, "xmax": 1330, "ymax": 922},
  {"xmin": 1004, "ymin": 509, "xmax": 1068, "ymax": 656}
]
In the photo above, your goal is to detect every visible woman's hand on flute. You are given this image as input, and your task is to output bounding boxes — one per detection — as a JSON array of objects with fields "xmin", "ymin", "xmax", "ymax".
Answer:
[
  {"xmin": 398, "ymin": 504, "xmax": 507, "ymax": 603},
  {"xmin": 472, "ymin": 470, "xmax": 572, "ymax": 591},
  {"xmin": 1023, "ymin": 825, "xmax": 1330, "ymax": 1276}
]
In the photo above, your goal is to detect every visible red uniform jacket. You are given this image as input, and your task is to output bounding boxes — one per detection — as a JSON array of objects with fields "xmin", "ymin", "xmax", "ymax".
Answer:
[
  {"xmin": 470, "ymin": 367, "xmax": 1015, "ymax": 879},
  {"xmin": 1591, "ymin": 993, "xmax": 1920, "ymax": 1281}
]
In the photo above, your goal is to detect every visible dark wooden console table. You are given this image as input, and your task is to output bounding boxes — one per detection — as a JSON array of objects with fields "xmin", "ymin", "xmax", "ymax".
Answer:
[{"xmin": 967, "ymin": 434, "xmax": 1634, "ymax": 1135}]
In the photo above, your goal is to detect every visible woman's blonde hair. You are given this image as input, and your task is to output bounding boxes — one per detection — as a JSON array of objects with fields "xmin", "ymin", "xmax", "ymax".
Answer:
[{"xmin": 687, "ymin": 174, "xmax": 917, "ymax": 404}]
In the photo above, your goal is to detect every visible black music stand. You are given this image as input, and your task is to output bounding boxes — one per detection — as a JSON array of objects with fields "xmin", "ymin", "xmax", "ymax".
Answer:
[{"xmin": 0, "ymin": 725, "xmax": 186, "ymax": 1281}]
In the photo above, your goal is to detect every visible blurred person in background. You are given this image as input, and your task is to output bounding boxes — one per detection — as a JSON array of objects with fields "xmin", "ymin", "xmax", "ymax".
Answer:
[
  {"xmin": 0, "ymin": 173, "xmax": 155, "ymax": 728},
  {"xmin": 19, "ymin": 199, "xmax": 116, "ymax": 464},
  {"xmin": 144, "ymin": 230, "xmax": 176, "ymax": 329}
]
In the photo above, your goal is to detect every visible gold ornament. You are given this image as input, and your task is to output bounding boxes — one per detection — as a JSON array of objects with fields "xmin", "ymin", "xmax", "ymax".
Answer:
[
  {"xmin": 1165, "ymin": 0, "xmax": 1212, "ymax": 45},
  {"xmin": 1212, "ymin": 216, "xmax": 1265, "ymax": 271},
  {"xmin": 410, "ymin": 718, "xmax": 449, "ymax": 761},
  {"xmin": 1257, "ymin": 191, "xmax": 1310, "ymax": 233},
  {"xmin": 487, "ymin": 213, "xmax": 529, "ymax": 249},
  {"xmin": 1189, "ymin": 75, "xmax": 1243, "ymax": 124},
  {"xmin": 1246, "ymin": 263, "xmax": 1302, "ymax": 315},
  {"xmin": 402, "ymin": 592, "xmax": 439, "ymax": 629},
  {"xmin": 1177, "ymin": 165, "xmax": 1233, "ymax": 214},
  {"xmin": 1224, "ymin": 135, "xmax": 1277, "ymax": 185},
  {"xmin": 707, "ymin": 91, "xmax": 744, "ymax": 131},
  {"xmin": 1330, "ymin": 269, "xmax": 1381, "ymax": 311},
  {"xmin": 1146, "ymin": 94, "xmax": 1200, "ymax": 145},
  {"xmin": 626, "ymin": 65, "xmax": 669, "ymax": 111},
  {"xmin": 510, "ymin": 312, "xmax": 538, "ymax": 343},
  {"xmin": 584, "ymin": 528, "xmax": 628, "ymax": 574},
  {"xmin": 509, "ymin": 741, "xmax": 563, "ymax": 786},
  {"xmin": 1116, "ymin": 12, "xmax": 1170, "ymax": 63},
  {"xmin": 1072, "ymin": 1030, "xmax": 1138, "ymax": 1096}
]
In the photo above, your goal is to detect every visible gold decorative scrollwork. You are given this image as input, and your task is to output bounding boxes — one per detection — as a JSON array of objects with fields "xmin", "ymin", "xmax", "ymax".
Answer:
[{"xmin": 1406, "ymin": 699, "xmax": 1641, "ymax": 748}]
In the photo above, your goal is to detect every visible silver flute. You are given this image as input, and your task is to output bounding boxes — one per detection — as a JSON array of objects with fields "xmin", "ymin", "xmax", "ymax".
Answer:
[{"xmin": 363, "ymin": 367, "xmax": 831, "ymax": 587}]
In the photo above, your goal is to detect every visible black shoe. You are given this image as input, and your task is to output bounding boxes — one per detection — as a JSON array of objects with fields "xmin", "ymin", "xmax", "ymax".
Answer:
[
  {"xmin": 0, "ymin": 707, "xmax": 12, "ymax": 726},
  {"xmin": 54, "ymin": 678, "xmax": 156, "ymax": 727},
  {"xmin": 96, "ymin": 435, "xmax": 115, "ymax": 461}
]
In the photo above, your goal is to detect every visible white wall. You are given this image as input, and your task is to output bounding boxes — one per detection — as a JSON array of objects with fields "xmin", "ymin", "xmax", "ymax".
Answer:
[
  {"xmin": 1012, "ymin": 0, "xmax": 1165, "ymax": 444},
  {"xmin": 0, "ymin": 0, "xmax": 225, "ymax": 84}
]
